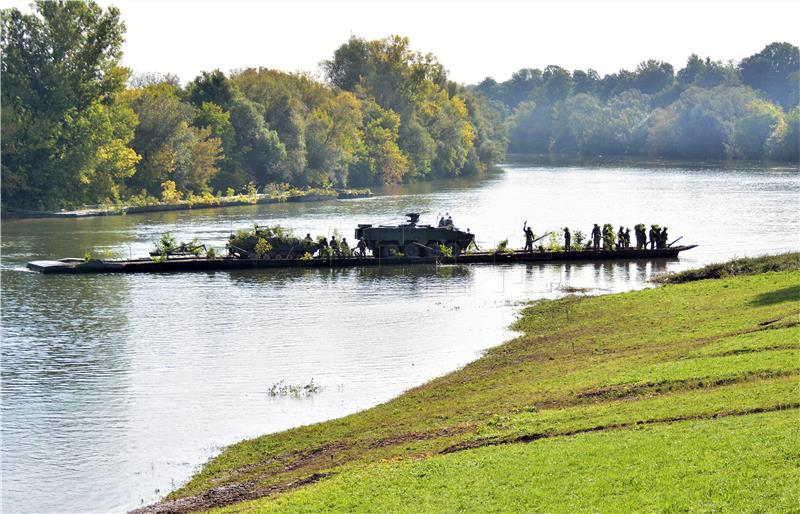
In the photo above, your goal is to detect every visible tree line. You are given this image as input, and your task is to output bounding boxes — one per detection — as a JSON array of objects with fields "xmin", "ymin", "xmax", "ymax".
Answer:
[
  {"xmin": 476, "ymin": 43, "xmax": 799, "ymax": 162},
  {"xmin": 2, "ymin": 2, "xmax": 797, "ymax": 212},
  {"xmin": 1, "ymin": 1, "xmax": 507, "ymax": 210}
]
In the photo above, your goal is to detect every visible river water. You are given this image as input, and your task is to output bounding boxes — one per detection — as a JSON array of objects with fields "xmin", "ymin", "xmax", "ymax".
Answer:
[{"xmin": 1, "ymin": 159, "xmax": 798, "ymax": 512}]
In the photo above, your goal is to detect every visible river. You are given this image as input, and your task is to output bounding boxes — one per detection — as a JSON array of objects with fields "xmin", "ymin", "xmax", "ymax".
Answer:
[{"xmin": 1, "ymin": 159, "xmax": 798, "ymax": 512}]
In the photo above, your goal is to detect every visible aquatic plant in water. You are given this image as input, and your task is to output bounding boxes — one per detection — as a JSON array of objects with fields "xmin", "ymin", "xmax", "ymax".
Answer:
[{"xmin": 267, "ymin": 379, "xmax": 324, "ymax": 397}]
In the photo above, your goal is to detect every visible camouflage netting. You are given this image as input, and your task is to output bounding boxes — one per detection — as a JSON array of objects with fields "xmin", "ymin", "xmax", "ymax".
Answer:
[{"xmin": 227, "ymin": 225, "xmax": 318, "ymax": 259}]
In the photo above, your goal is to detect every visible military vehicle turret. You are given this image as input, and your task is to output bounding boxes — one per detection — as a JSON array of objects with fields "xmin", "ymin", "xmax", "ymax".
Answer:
[{"xmin": 354, "ymin": 213, "xmax": 475, "ymax": 258}]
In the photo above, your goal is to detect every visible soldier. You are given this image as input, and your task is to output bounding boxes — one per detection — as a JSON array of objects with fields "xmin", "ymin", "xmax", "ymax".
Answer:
[
  {"xmin": 340, "ymin": 237, "xmax": 351, "ymax": 257},
  {"xmin": 356, "ymin": 237, "xmax": 367, "ymax": 257},
  {"xmin": 303, "ymin": 233, "xmax": 313, "ymax": 243},
  {"xmin": 318, "ymin": 236, "xmax": 329, "ymax": 257},
  {"xmin": 591, "ymin": 224, "xmax": 601, "ymax": 251},
  {"xmin": 329, "ymin": 235, "xmax": 340, "ymax": 256},
  {"xmin": 625, "ymin": 228, "xmax": 631, "ymax": 248},
  {"xmin": 618, "ymin": 226, "xmax": 626, "ymax": 249},
  {"xmin": 523, "ymin": 221, "xmax": 534, "ymax": 253},
  {"xmin": 648, "ymin": 225, "xmax": 657, "ymax": 250},
  {"xmin": 563, "ymin": 227, "xmax": 571, "ymax": 251},
  {"xmin": 660, "ymin": 227, "xmax": 669, "ymax": 249}
]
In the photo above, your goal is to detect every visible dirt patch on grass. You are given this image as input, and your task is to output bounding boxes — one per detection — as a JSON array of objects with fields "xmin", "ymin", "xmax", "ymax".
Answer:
[
  {"xmin": 137, "ymin": 427, "xmax": 473, "ymax": 514},
  {"xmin": 440, "ymin": 403, "xmax": 800, "ymax": 454},
  {"xmin": 366, "ymin": 425, "xmax": 472, "ymax": 450},
  {"xmin": 573, "ymin": 369, "xmax": 797, "ymax": 402},
  {"xmin": 131, "ymin": 473, "xmax": 329, "ymax": 514}
]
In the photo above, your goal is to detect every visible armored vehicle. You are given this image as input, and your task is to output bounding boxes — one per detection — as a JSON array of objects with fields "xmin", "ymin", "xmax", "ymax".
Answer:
[
  {"xmin": 354, "ymin": 213, "xmax": 475, "ymax": 258},
  {"xmin": 227, "ymin": 225, "xmax": 319, "ymax": 259}
]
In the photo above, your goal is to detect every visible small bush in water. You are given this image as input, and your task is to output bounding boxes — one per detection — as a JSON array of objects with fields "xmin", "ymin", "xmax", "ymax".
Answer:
[{"xmin": 267, "ymin": 379, "xmax": 323, "ymax": 397}]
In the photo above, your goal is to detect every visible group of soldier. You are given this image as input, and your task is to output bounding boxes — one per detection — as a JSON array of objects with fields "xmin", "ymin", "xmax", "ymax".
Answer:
[
  {"xmin": 523, "ymin": 222, "xmax": 672, "ymax": 253},
  {"xmin": 438, "ymin": 213, "xmax": 454, "ymax": 228},
  {"xmin": 305, "ymin": 233, "xmax": 369, "ymax": 257},
  {"xmin": 587, "ymin": 223, "xmax": 671, "ymax": 251},
  {"xmin": 588, "ymin": 223, "xmax": 671, "ymax": 251}
]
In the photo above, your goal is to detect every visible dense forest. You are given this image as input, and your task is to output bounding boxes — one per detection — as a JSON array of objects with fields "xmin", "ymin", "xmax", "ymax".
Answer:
[
  {"xmin": 477, "ymin": 43, "xmax": 799, "ymax": 161},
  {"xmin": 1, "ymin": 1, "xmax": 506, "ymax": 210},
  {"xmin": 1, "ymin": 1, "xmax": 798, "ymax": 211}
]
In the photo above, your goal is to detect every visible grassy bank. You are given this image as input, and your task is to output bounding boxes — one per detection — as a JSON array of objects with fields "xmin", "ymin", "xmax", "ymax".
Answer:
[
  {"xmin": 655, "ymin": 252, "xmax": 800, "ymax": 283},
  {"xmin": 148, "ymin": 259, "xmax": 799, "ymax": 513}
]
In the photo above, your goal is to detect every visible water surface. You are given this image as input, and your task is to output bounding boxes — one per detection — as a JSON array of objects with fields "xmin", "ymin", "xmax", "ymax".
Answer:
[{"xmin": 2, "ymin": 160, "xmax": 798, "ymax": 512}]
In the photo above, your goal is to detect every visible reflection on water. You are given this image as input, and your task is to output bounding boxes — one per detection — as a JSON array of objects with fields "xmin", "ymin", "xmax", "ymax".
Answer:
[{"xmin": 1, "ymin": 161, "xmax": 798, "ymax": 512}]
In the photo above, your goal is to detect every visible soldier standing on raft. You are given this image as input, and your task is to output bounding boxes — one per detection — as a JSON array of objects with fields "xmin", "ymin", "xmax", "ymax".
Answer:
[
  {"xmin": 318, "ymin": 236, "xmax": 329, "ymax": 256},
  {"xmin": 591, "ymin": 224, "xmax": 602, "ymax": 251},
  {"xmin": 648, "ymin": 225, "xmax": 657, "ymax": 250},
  {"xmin": 563, "ymin": 227, "xmax": 571, "ymax": 251},
  {"xmin": 340, "ymin": 237, "xmax": 351, "ymax": 256},
  {"xmin": 625, "ymin": 228, "xmax": 631, "ymax": 248},
  {"xmin": 329, "ymin": 235, "xmax": 340, "ymax": 256},
  {"xmin": 523, "ymin": 222, "xmax": 534, "ymax": 253},
  {"xmin": 618, "ymin": 226, "xmax": 626, "ymax": 248},
  {"xmin": 659, "ymin": 227, "xmax": 669, "ymax": 249},
  {"xmin": 304, "ymin": 233, "xmax": 313, "ymax": 243},
  {"xmin": 356, "ymin": 237, "xmax": 367, "ymax": 257}
]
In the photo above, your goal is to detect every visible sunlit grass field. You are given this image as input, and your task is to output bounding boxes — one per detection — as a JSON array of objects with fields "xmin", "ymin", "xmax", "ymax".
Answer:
[{"xmin": 161, "ymin": 258, "xmax": 799, "ymax": 513}]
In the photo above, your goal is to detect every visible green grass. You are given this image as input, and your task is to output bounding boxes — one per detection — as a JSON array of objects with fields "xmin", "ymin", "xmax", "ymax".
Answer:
[
  {"xmin": 654, "ymin": 252, "xmax": 800, "ymax": 283},
  {"xmin": 687, "ymin": 325, "xmax": 800, "ymax": 357},
  {"xmin": 159, "ymin": 266, "xmax": 800, "ymax": 512},
  {"xmin": 474, "ymin": 376, "xmax": 798, "ymax": 441},
  {"xmin": 248, "ymin": 410, "xmax": 799, "ymax": 513}
]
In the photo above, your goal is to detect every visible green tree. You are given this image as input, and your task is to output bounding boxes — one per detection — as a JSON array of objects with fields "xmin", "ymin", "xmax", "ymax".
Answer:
[
  {"xmin": 553, "ymin": 94, "xmax": 606, "ymax": 155},
  {"xmin": 508, "ymin": 101, "xmax": 555, "ymax": 153},
  {"xmin": 633, "ymin": 60, "xmax": 675, "ymax": 95},
  {"xmin": 187, "ymin": 70, "xmax": 236, "ymax": 109},
  {"xmin": 542, "ymin": 65, "xmax": 573, "ymax": 104},
  {"xmin": 125, "ymin": 83, "xmax": 223, "ymax": 195},
  {"xmin": 228, "ymin": 96, "xmax": 287, "ymax": 187},
  {"xmin": 354, "ymin": 100, "xmax": 408, "ymax": 185},
  {"xmin": 461, "ymin": 90, "xmax": 508, "ymax": 173},
  {"xmin": 733, "ymin": 99, "xmax": 785, "ymax": 159},
  {"xmin": 1, "ymin": 0, "xmax": 134, "ymax": 209},
  {"xmin": 765, "ymin": 107, "xmax": 800, "ymax": 162},
  {"xmin": 125, "ymin": 83, "xmax": 193, "ymax": 193},
  {"xmin": 324, "ymin": 36, "xmax": 373, "ymax": 91},
  {"xmin": 739, "ymin": 42, "xmax": 800, "ymax": 109},
  {"xmin": 572, "ymin": 69, "xmax": 601, "ymax": 96},
  {"xmin": 646, "ymin": 86, "xmax": 758, "ymax": 159}
]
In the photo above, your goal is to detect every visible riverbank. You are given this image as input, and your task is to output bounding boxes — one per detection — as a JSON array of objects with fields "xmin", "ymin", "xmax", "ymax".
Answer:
[
  {"xmin": 2, "ymin": 188, "xmax": 373, "ymax": 220},
  {"xmin": 138, "ymin": 254, "xmax": 800, "ymax": 512}
]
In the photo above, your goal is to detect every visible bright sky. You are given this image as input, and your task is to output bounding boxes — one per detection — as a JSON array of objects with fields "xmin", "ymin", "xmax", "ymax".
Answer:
[{"xmin": 4, "ymin": 0, "xmax": 800, "ymax": 85}]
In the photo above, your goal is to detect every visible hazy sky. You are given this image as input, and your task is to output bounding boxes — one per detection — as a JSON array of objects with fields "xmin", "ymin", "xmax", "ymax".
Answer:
[{"xmin": 5, "ymin": 0, "xmax": 800, "ymax": 85}]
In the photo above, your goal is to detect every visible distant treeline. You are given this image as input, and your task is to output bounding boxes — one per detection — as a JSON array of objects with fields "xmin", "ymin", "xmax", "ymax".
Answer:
[
  {"xmin": 2, "ymin": 2, "xmax": 798, "ymax": 212},
  {"xmin": 475, "ymin": 43, "xmax": 799, "ymax": 162},
  {"xmin": 1, "ymin": 2, "xmax": 506, "ymax": 210}
]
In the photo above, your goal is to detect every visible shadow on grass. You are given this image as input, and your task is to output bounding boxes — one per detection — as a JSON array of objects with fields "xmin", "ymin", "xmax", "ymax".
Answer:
[{"xmin": 752, "ymin": 285, "xmax": 800, "ymax": 306}]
